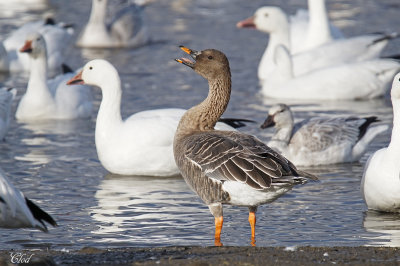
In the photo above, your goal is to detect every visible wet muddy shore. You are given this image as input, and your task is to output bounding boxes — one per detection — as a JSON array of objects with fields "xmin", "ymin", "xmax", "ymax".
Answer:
[{"xmin": 1, "ymin": 246, "xmax": 399, "ymax": 265}]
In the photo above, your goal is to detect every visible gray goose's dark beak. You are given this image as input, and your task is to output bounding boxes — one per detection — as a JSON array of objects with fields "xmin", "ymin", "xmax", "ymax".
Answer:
[
  {"xmin": 260, "ymin": 115, "xmax": 275, "ymax": 129},
  {"xmin": 175, "ymin": 45, "xmax": 201, "ymax": 68}
]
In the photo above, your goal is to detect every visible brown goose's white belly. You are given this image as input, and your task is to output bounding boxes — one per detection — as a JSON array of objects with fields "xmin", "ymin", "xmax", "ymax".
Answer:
[{"xmin": 222, "ymin": 181, "xmax": 292, "ymax": 207}]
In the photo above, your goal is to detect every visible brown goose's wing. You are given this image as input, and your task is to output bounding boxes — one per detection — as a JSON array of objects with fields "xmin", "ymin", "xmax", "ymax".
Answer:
[{"xmin": 183, "ymin": 131, "xmax": 317, "ymax": 190}]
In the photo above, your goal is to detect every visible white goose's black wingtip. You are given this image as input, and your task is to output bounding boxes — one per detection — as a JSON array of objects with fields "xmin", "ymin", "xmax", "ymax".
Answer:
[
  {"xmin": 218, "ymin": 118, "xmax": 256, "ymax": 129},
  {"xmin": 25, "ymin": 198, "xmax": 58, "ymax": 232}
]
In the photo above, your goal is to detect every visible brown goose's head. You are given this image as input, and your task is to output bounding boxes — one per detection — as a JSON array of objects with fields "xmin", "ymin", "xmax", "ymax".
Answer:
[{"xmin": 175, "ymin": 46, "xmax": 230, "ymax": 80}]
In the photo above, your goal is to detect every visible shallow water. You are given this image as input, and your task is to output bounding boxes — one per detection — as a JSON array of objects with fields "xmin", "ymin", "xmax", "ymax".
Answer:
[{"xmin": 0, "ymin": 0, "xmax": 400, "ymax": 249}]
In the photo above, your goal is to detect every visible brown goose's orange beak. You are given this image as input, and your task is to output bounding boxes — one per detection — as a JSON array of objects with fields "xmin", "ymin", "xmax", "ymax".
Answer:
[
  {"xmin": 180, "ymin": 46, "xmax": 192, "ymax": 55},
  {"xmin": 66, "ymin": 70, "xmax": 84, "ymax": 85},
  {"xmin": 175, "ymin": 45, "xmax": 201, "ymax": 68},
  {"xmin": 20, "ymin": 40, "xmax": 33, "ymax": 53}
]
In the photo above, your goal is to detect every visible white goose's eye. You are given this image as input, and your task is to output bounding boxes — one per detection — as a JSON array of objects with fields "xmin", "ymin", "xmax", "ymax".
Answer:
[{"xmin": 89, "ymin": 66, "xmax": 93, "ymax": 70}]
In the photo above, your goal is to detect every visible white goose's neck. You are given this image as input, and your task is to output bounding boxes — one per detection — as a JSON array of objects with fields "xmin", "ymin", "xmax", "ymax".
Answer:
[
  {"xmin": 268, "ymin": 126, "xmax": 292, "ymax": 154},
  {"xmin": 306, "ymin": 0, "xmax": 332, "ymax": 49},
  {"xmin": 83, "ymin": 0, "xmax": 110, "ymax": 42},
  {"xmin": 95, "ymin": 77, "xmax": 123, "ymax": 145},
  {"xmin": 26, "ymin": 54, "xmax": 52, "ymax": 100},
  {"xmin": 97, "ymin": 78, "xmax": 123, "ymax": 128},
  {"xmin": 272, "ymin": 125, "xmax": 293, "ymax": 144},
  {"xmin": 88, "ymin": 0, "xmax": 108, "ymax": 25},
  {"xmin": 258, "ymin": 27, "xmax": 290, "ymax": 82},
  {"xmin": 387, "ymin": 98, "xmax": 400, "ymax": 156}
]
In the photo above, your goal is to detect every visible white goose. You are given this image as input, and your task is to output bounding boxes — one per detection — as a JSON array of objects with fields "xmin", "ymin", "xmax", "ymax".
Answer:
[
  {"xmin": 261, "ymin": 104, "xmax": 388, "ymax": 166},
  {"xmin": 261, "ymin": 45, "xmax": 399, "ymax": 100},
  {"xmin": 0, "ymin": 168, "xmax": 57, "ymax": 231},
  {"xmin": 76, "ymin": 0, "xmax": 149, "ymax": 48},
  {"xmin": 361, "ymin": 73, "xmax": 400, "ymax": 213},
  {"xmin": 290, "ymin": 0, "xmax": 344, "ymax": 54},
  {"xmin": 0, "ymin": 87, "xmax": 16, "ymax": 140},
  {"xmin": 237, "ymin": 6, "xmax": 395, "ymax": 82},
  {"xmin": 15, "ymin": 32, "xmax": 93, "ymax": 121},
  {"xmin": 1, "ymin": 18, "xmax": 74, "ymax": 76},
  {"xmin": 66, "ymin": 59, "xmax": 240, "ymax": 177}
]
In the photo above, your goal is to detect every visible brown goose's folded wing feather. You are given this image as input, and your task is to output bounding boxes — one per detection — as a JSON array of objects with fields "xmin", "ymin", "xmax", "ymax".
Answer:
[{"xmin": 183, "ymin": 131, "xmax": 317, "ymax": 190}]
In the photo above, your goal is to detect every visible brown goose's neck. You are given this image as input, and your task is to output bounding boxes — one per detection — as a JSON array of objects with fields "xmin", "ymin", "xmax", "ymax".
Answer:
[{"xmin": 176, "ymin": 71, "xmax": 231, "ymax": 137}]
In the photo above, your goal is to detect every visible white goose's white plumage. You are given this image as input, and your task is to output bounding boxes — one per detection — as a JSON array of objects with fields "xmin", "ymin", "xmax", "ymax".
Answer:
[
  {"xmin": 1, "ymin": 18, "xmax": 73, "ymax": 76},
  {"xmin": 0, "ymin": 88, "xmax": 16, "ymax": 140},
  {"xmin": 0, "ymin": 168, "xmax": 57, "ymax": 231},
  {"xmin": 76, "ymin": 0, "xmax": 149, "ymax": 48},
  {"xmin": 237, "ymin": 6, "xmax": 394, "ymax": 82},
  {"xmin": 289, "ymin": 0, "xmax": 344, "ymax": 54},
  {"xmin": 66, "ymin": 59, "xmax": 238, "ymax": 177},
  {"xmin": 261, "ymin": 45, "xmax": 400, "ymax": 100},
  {"xmin": 15, "ymin": 32, "xmax": 93, "ymax": 121},
  {"xmin": 261, "ymin": 104, "xmax": 388, "ymax": 166},
  {"xmin": 362, "ymin": 73, "xmax": 400, "ymax": 213}
]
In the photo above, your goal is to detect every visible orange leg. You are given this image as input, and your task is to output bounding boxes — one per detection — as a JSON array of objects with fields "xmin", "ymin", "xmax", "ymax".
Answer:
[
  {"xmin": 249, "ymin": 211, "xmax": 256, "ymax": 246},
  {"xmin": 214, "ymin": 216, "xmax": 224, "ymax": 246}
]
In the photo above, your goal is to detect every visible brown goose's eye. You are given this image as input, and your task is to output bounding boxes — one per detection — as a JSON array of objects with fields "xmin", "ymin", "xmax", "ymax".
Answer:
[{"xmin": 208, "ymin": 56, "xmax": 213, "ymax": 60}]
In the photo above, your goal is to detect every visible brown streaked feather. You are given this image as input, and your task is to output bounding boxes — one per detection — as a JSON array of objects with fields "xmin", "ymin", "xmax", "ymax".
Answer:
[
  {"xmin": 245, "ymin": 176, "xmax": 265, "ymax": 189},
  {"xmin": 219, "ymin": 163, "xmax": 237, "ymax": 181},
  {"xmin": 245, "ymin": 168, "xmax": 271, "ymax": 188},
  {"xmin": 252, "ymin": 160, "xmax": 282, "ymax": 178},
  {"xmin": 223, "ymin": 160, "xmax": 247, "ymax": 182},
  {"xmin": 231, "ymin": 156, "xmax": 254, "ymax": 171},
  {"xmin": 183, "ymin": 130, "xmax": 316, "ymax": 190}
]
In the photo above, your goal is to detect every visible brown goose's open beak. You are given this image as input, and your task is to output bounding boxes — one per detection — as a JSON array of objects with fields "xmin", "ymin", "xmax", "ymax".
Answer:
[
  {"xmin": 260, "ymin": 115, "xmax": 275, "ymax": 129},
  {"xmin": 236, "ymin": 16, "xmax": 256, "ymax": 29},
  {"xmin": 66, "ymin": 70, "xmax": 84, "ymax": 85},
  {"xmin": 20, "ymin": 40, "xmax": 33, "ymax": 53},
  {"xmin": 175, "ymin": 45, "xmax": 201, "ymax": 68}
]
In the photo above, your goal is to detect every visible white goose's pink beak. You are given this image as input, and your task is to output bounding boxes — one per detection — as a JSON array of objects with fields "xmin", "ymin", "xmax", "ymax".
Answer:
[
  {"xmin": 20, "ymin": 40, "xmax": 33, "ymax": 53},
  {"xmin": 66, "ymin": 70, "xmax": 84, "ymax": 85},
  {"xmin": 236, "ymin": 16, "xmax": 256, "ymax": 29}
]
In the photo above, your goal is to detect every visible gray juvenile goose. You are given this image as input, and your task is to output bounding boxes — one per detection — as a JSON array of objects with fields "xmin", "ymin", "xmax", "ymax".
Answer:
[{"xmin": 174, "ymin": 46, "xmax": 317, "ymax": 246}]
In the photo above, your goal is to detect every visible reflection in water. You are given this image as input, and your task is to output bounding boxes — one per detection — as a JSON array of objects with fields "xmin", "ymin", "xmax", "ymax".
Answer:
[
  {"xmin": 363, "ymin": 211, "xmax": 400, "ymax": 247},
  {"xmin": 0, "ymin": 1, "xmax": 48, "ymax": 17},
  {"xmin": 90, "ymin": 174, "xmax": 211, "ymax": 246},
  {"xmin": 18, "ymin": 119, "xmax": 92, "ymax": 135},
  {"xmin": 14, "ymin": 119, "xmax": 93, "ymax": 165}
]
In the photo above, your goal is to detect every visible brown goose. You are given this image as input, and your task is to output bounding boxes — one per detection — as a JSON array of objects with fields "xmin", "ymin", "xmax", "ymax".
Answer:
[{"xmin": 174, "ymin": 46, "xmax": 318, "ymax": 246}]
